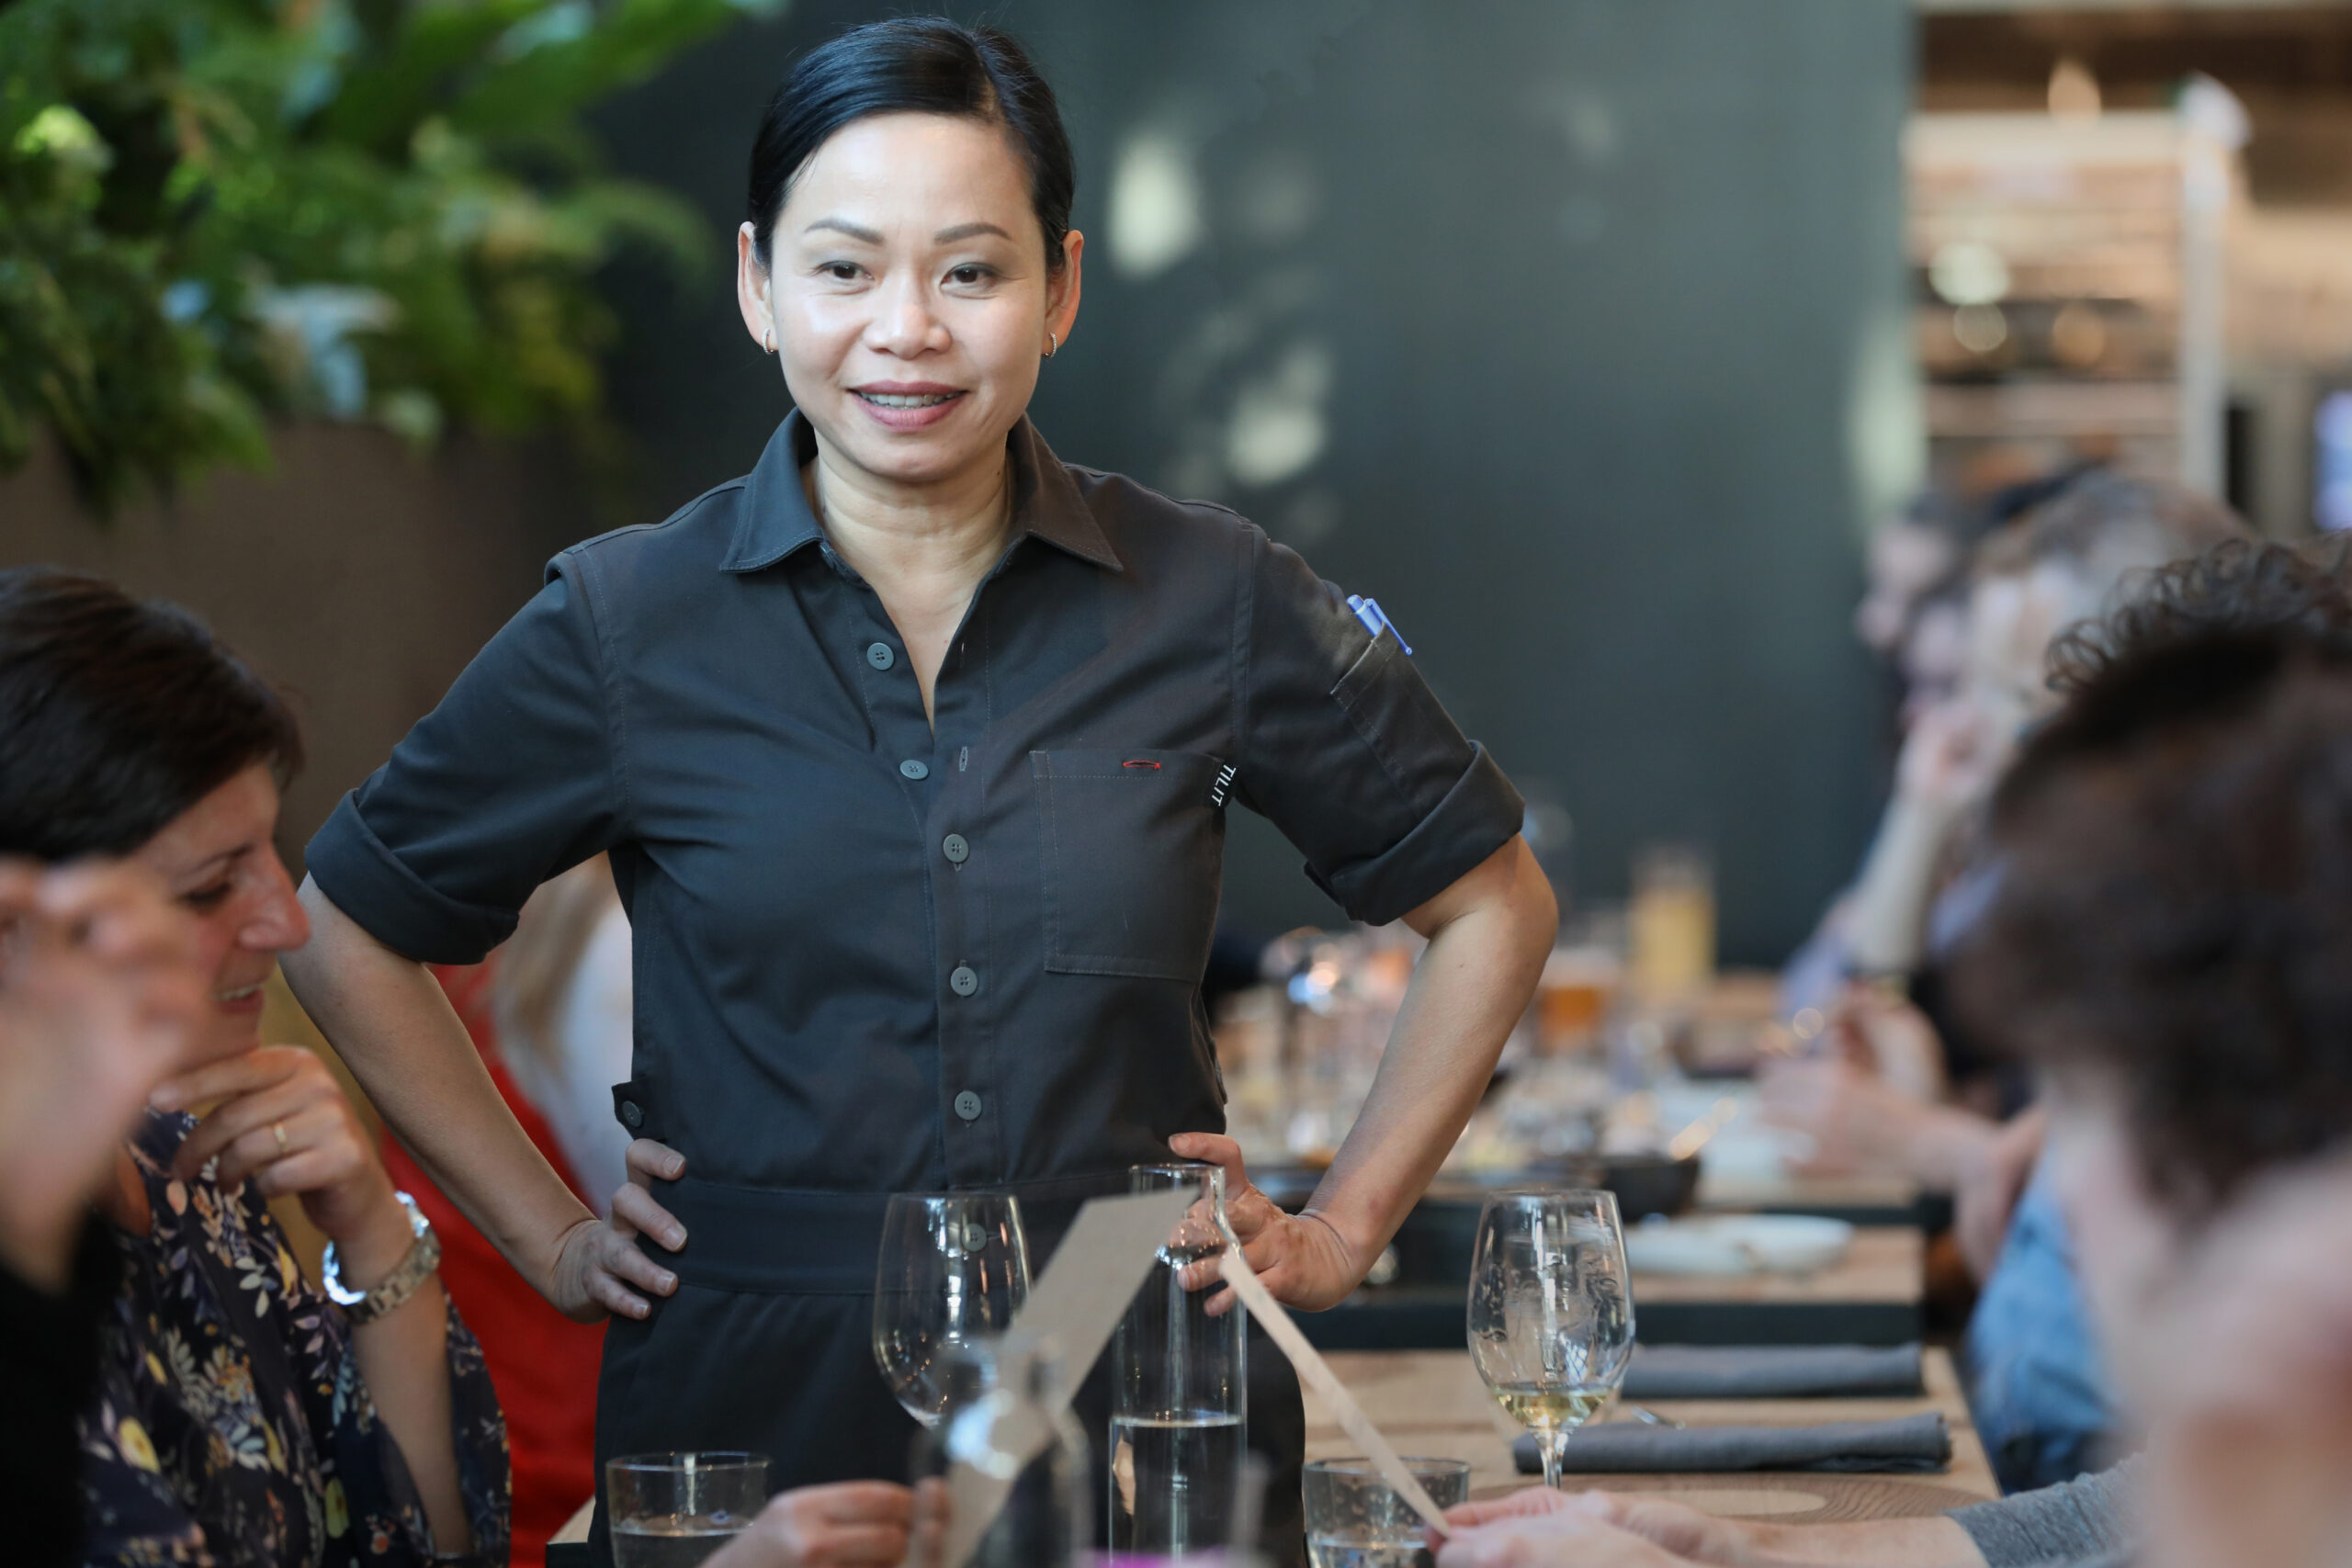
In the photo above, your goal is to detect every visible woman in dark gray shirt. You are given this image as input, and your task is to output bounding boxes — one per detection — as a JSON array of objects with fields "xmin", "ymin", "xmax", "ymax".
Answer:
[{"xmin": 284, "ymin": 15, "xmax": 1555, "ymax": 1555}]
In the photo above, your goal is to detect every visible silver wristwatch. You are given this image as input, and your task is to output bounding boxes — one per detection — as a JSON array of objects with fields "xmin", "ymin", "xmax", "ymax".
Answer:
[{"xmin": 322, "ymin": 1191, "xmax": 442, "ymax": 1326}]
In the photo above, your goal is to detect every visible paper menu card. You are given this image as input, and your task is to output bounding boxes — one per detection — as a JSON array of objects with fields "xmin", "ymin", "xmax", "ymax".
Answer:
[
  {"xmin": 1216, "ymin": 1249, "xmax": 1452, "ymax": 1537},
  {"xmin": 937, "ymin": 1186, "xmax": 1194, "ymax": 1568}
]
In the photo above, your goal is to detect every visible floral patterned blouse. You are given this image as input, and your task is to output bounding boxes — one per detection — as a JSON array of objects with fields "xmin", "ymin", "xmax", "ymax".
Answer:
[{"xmin": 75, "ymin": 1112, "xmax": 510, "ymax": 1566}]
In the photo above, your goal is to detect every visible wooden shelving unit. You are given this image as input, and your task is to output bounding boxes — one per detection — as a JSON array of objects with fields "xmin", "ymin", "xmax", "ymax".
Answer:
[{"xmin": 1906, "ymin": 97, "xmax": 2245, "ymax": 492}]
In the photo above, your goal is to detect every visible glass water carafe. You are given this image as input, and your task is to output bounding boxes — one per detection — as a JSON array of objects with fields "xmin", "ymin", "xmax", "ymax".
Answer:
[
  {"xmin": 914, "ymin": 1333, "xmax": 1089, "ymax": 1568},
  {"xmin": 1109, "ymin": 1161, "xmax": 1248, "ymax": 1559}
]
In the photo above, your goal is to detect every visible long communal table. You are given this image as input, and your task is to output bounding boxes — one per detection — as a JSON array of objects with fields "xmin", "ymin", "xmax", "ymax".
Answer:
[
  {"xmin": 551, "ymin": 1338, "xmax": 1984, "ymax": 1558},
  {"xmin": 1306, "ymin": 1346, "xmax": 1997, "ymax": 1523}
]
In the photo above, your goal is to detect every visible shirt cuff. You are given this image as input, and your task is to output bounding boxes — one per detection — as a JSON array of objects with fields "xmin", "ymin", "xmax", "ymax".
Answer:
[
  {"xmin": 1311, "ymin": 742, "xmax": 1524, "ymax": 926},
  {"xmin": 305, "ymin": 793, "xmax": 522, "ymax": 965}
]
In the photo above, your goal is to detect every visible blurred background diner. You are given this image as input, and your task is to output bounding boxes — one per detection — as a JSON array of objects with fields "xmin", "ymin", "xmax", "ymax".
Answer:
[{"xmin": 19, "ymin": 2, "xmax": 2352, "ymax": 1566}]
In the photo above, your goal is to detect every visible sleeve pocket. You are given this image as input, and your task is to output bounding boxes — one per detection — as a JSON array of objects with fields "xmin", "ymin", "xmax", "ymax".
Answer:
[
  {"xmin": 1034, "ymin": 749, "xmax": 1226, "ymax": 982},
  {"xmin": 1330, "ymin": 628, "xmax": 1478, "ymax": 812}
]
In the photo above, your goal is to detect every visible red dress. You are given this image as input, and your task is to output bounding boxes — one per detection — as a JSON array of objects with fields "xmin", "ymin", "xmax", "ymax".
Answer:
[{"xmin": 381, "ymin": 961, "xmax": 605, "ymax": 1567}]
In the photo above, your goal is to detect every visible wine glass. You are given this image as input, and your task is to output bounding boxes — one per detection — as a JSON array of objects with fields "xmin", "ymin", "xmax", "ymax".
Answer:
[
  {"xmin": 1466, "ymin": 1189, "xmax": 1634, "ymax": 1487},
  {"xmin": 872, "ymin": 1193, "xmax": 1031, "ymax": 1427}
]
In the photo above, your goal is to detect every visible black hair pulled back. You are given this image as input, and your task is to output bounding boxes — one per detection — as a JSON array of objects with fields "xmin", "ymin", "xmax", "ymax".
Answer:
[
  {"xmin": 747, "ymin": 17, "xmax": 1075, "ymax": 272},
  {"xmin": 0, "ymin": 568, "xmax": 302, "ymax": 862}
]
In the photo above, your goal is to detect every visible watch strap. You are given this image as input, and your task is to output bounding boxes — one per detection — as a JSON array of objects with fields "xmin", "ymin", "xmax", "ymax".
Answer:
[{"xmin": 322, "ymin": 1191, "xmax": 441, "ymax": 1327}]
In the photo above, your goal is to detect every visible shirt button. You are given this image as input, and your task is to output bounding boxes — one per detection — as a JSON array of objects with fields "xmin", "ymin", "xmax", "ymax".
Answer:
[
  {"xmin": 865, "ymin": 641, "xmax": 896, "ymax": 671},
  {"xmin": 899, "ymin": 759, "xmax": 930, "ymax": 780},
  {"xmin": 618, "ymin": 1100, "xmax": 644, "ymax": 1130},
  {"xmin": 942, "ymin": 833, "xmax": 969, "ymax": 864},
  {"xmin": 949, "ymin": 965, "xmax": 979, "ymax": 997},
  {"xmin": 954, "ymin": 1090, "xmax": 984, "ymax": 1122}
]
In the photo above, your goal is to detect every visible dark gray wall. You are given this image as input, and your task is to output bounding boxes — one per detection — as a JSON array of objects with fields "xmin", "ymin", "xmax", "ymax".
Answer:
[{"xmin": 593, "ymin": 0, "xmax": 1912, "ymax": 962}]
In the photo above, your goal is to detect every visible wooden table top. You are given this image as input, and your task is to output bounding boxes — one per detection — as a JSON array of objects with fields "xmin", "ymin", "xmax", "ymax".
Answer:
[
  {"xmin": 553, "ymin": 1344, "xmax": 1993, "ymax": 1550},
  {"xmin": 1696, "ymin": 1170, "xmax": 1926, "ymax": 1218},
  {"xmin": 1631, "ymin": 1224, "xmax": 1924, "ymax": 1305},
  {"xmin": 1305, "ymin": 1346, "xmax": 1996, "ymax": 1523}
]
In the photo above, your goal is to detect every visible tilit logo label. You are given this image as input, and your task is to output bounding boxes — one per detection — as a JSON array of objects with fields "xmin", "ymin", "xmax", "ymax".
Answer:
[{"xmin": 1210, "ymin": 763, "xmax": 1238, "ymax": 808}]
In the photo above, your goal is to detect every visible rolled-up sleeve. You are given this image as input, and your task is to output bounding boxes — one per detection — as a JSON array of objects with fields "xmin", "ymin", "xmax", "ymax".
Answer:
[
  {"xmin": 1236, "ymin": 532, "xmax": 1524, "ymax": 926},
  {"xmin": 306, "ymin": 558, "xmax": 623, "ymax": 964}
]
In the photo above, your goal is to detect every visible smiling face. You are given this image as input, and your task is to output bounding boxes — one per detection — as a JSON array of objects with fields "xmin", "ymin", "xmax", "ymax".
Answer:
[
  {"xmin": 130, "ymin": 763, "xmax": 309, "ymax": 1067},
  {"xmin": 738, "ymin": 111, "xmax": 1082, "ymax": 495}
]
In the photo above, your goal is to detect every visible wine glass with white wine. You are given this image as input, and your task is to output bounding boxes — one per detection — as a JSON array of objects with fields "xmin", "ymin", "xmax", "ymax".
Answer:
[{"xmin": 1466, "ymin": 1189, "xmax": 1634, "ymax": 1488}]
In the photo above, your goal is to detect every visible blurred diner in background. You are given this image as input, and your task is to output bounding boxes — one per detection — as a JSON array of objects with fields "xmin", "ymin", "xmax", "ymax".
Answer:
[{"xmin": 17, "ymin": 3, "xmax": 2352, "ymax": 1568}]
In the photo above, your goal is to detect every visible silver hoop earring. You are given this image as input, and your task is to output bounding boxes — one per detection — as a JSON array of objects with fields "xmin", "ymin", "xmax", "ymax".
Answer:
[
  {"xmin": 1046, "ymin": 331, "xmax": 1059, "ymax": 359},
  {"xmin": 763, "ymin": 327, "xmax": 776, "ymax": 355}
]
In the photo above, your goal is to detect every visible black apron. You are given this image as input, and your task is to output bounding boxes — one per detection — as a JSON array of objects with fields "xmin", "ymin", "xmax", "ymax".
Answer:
[{"xmin": 584, "ymin": 1172, "xmax": 1306, "ymax": 1567}]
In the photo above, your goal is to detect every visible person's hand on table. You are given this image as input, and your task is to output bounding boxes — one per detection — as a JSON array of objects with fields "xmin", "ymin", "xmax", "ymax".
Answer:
[
  {"xmin": 0, "ymin": 858, "xmax": 207, "ymax": 1288},
  {"xmin": 703, "ymin": 1482, "xmax": 919, "ymax": 1568},
  {"xmin": 546, "ymin": 1136, "xmax": 689, "ymax": 1323},
  {"xmin": 1437, "ymin": 1492, "xmax": 1713, "ymax": 1568},
  {"xmin": 1442, "ymin": 1488, "xmax": 1994, "ymax": 1568},
  {"xmin": 1446, "ymin": 1490, "xmax": 1756, "ymax": 1566},
  {"xmin": 1169, "ymin": 1131, "xmax": 1363, "ymax": 1314}
]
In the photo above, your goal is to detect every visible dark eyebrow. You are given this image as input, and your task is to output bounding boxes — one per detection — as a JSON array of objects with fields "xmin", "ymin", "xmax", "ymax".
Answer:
[
  {"xmin": 933, "ymin": 221, "xmax": 1012, "ymax": 244},
  {"xmin": 804, "ymin": 218, "xmax": 884, "ymax": 244}
]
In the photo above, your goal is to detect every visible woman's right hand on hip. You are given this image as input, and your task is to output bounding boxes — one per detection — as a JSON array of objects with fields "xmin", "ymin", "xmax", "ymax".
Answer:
[{"xmin": 548, "ymin": 1136, "xmax": 688, "ymax": 1322}]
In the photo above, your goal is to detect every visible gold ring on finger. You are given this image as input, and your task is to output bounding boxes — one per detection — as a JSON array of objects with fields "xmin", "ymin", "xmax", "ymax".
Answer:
[{"xmin": 271, "ymin": 1120, "xmax": 289, "ymax": 1156}]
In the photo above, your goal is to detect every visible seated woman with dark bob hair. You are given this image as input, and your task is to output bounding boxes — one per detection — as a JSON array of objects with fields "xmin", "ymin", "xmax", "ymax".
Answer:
[{"xmin": 0, "ymin": 567, "xmax": 510, "ymax": 1565}]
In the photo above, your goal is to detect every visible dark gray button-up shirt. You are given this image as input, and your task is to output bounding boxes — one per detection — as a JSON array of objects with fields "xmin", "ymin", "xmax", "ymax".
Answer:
[{"xmin": 308, "ymin": 412, "xmax": 1523, "ymax": 1196}]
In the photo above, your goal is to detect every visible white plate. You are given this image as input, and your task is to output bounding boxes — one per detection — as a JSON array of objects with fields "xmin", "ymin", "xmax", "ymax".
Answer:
[{"xmin": 1622, "ymin": 1214, "xmax": 1854, "ymax": 1277}]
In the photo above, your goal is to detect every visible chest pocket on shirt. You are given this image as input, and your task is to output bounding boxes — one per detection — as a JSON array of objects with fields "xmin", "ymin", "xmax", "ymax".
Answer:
[{"xmin": 1033, "ymin": 749, "xmax": 1226, "ymax": 982}]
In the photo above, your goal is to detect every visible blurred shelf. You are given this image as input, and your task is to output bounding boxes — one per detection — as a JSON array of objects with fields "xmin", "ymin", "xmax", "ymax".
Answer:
[
  {"xmin": 1908, "ymin": 106, "xmax": 2243, "ymax": 486},
  {"xmin": 1925, "ymin": 378, "xmax": 2182, "ymax": 436}
]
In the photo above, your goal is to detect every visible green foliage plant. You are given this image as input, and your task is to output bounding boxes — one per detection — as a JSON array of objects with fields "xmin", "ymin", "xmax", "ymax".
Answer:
[{"xmin": 0, "ymin": 0, "xmax": 779, "ymax": 514}]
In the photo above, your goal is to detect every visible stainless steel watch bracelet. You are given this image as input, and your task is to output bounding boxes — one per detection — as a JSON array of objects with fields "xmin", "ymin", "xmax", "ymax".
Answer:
[{"xmin": 321, "ymin": 1190, "xmax": 442, "ymax": 1326}]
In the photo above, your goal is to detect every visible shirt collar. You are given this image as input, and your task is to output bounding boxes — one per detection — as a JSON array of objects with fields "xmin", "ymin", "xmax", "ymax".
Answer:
[{"xmin": 720, "ymin": 410, "xmax": 1124, "ymax": 574}]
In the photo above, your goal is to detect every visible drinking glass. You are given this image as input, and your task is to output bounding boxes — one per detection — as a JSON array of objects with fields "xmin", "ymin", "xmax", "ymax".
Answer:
[
  {"xmin": 1304, "ymin": 1457, "xmax": 1472, "ymax": 1568},
  {"xmin": 1109, "ymin": 1162, "xmax": 1246, "ymax": 1558},
  {"xmin": 872, "ymin": 1193, "xmax": 1032, "ymax": 1427},
  {"xmin": 1630, "ymin": 842, "xmax": 1714, "ymax": 1005},
  {"xmin": 607, "ymin": 1451, "xmax": 766, "ymax": 1568},
  {"xmin": 1466, "ymin": 1189, "xmax": 1634, "ymax": 1488}
]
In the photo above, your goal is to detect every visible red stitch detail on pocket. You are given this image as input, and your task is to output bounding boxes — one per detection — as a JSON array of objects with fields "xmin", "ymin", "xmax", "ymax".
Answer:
[{"xmin": 1123, "ymin": 759, "xmax": 1162, "ymax": 769}]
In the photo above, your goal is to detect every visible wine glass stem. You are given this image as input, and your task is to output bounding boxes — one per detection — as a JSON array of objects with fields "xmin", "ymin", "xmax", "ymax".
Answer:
[{"xmin": 1539, "ymin": 1431, "xmax": 1568, "ymax": 1489}]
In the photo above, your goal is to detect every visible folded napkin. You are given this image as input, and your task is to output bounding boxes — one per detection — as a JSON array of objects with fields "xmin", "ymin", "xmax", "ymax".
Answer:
[
  {"xmin": 1512, "ymin": 1412, "xmax": 1950, "ymax": 1474},
  {"xmin": 1622, "ymin": 1343, "xmax": 1924, "ymax": 1400}
]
